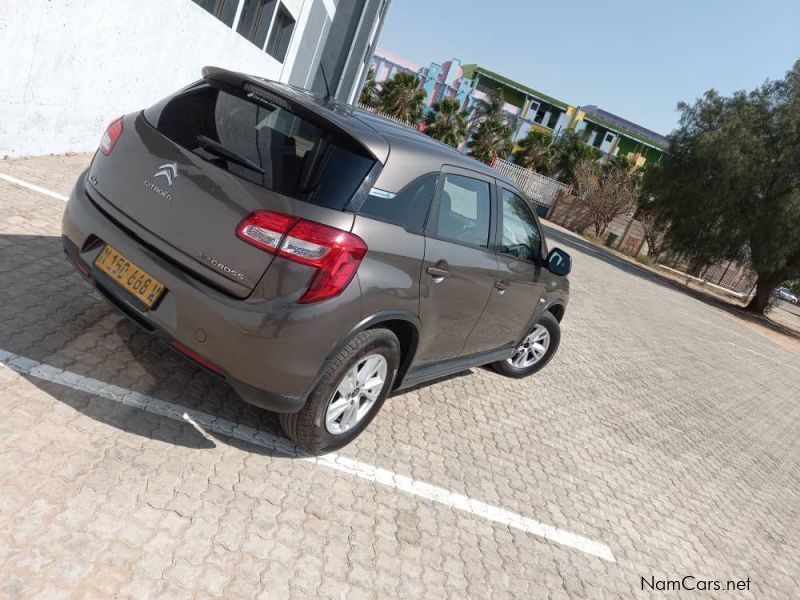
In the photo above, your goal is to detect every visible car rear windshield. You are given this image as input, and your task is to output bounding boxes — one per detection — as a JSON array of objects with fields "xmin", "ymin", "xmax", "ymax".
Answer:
[{"xmin": 143, "ymin": 81, "xmax": 376, "ymax": 210}]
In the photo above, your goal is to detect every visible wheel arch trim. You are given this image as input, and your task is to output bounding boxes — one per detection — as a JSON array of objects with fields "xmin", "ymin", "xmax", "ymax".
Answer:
[
  {"xmin": 321, "ymin": 310, "xmax": 421, "ymax": 390},
  {"xmin": 543, "ymin": 299, "xmax": 567, "ymax": 321}
]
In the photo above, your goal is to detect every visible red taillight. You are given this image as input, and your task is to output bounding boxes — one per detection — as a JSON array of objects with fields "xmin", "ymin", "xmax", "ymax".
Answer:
[
  {"xmin": 237, "ymin": 210, "xmax": 367, "ymax": 303},
  {"xmin": 99, "ymin": 117, "xmax": 123, "ymax": 155},
  {"xmin": 236, "ymin": 211, "xmax": 297, "ymax": 253}
]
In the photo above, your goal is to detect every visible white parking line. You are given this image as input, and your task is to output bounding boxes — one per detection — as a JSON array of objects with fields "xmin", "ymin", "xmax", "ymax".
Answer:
[
  {"xmin": 728, "ymin": 342, "xmax": 800, "ymax": 374},
  {"xmin": 0, "ymin": 347, "xmax": 615, "ymax": 562},
  {"xmin": 679, "ymin": 310, "xmax": 798, "ymax": 359},
  {"xmin": 0, "ymin": 173, "xmax": 68, "ymax": 201}
]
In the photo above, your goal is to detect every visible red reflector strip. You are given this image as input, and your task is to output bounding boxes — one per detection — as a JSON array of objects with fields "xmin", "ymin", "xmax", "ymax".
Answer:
[
  {"xmin": 172, "ymin": 341, "xmax": 224, "ymax": 375},
  {"xmin": 67, "ymin": 254, "xmax": 91, "ymax": 277}
]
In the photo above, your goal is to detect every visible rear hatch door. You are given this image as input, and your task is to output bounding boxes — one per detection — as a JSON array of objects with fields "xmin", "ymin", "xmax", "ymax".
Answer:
[{"xmin": 87, "ymin": 75, "xmax": 380, "ymax": 298}]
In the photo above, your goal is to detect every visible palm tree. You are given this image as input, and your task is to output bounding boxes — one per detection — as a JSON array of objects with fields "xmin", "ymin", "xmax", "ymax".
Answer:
[
  {"xmin": 467, "ymin": 117, "xmax": 514, "ymax": 164},
  {"xmin": 378, "ymin": 72, "xmax": 426, "ymax": 124},
  {"xmin": 514, "ymin": 129, "xmax": 554, "ymax": 174},
  {"xmin": 470, "ymin": 87, "xmax": 506, "ymax": 126},
  {"xmin": 423, "ymin": 97, "xmax": 468, "ymax": 147},
  {"xmin": 602, "ymin": 153, "xmax": 635, "ymax": 175},
  {"xmin": 358, "ymin": 67, "xmax": 380, "ymax": 108},
  {"xmin": 551, "ymin": 129, "xmax": 602, "ymax": 185},
  {"xmin": 466, "ymin": 87, "xmax": 514, "ymax": 164}
]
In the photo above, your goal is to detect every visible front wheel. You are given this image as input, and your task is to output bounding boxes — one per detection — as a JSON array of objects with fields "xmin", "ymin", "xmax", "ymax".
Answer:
[
  {"xmin": 279, "ymin": 328, "xmax": 400, "ymax": 453},
  {"xmin": 492, "ymin": 312, "xmax": 561, "ymax": 378}
]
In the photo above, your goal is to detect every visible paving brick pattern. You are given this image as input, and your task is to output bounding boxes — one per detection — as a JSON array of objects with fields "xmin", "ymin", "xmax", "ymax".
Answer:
[{"xmin": 0, "ymin": 154, "xmax": 798, "ymax": 598}]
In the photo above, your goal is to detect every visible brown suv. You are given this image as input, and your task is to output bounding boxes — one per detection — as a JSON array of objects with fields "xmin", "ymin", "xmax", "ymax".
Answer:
[{"xmin": 62, "ymin": 67, "xmax": 571, "ymax": 452}]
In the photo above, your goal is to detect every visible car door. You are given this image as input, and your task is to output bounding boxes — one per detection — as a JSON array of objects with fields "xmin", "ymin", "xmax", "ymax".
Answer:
[
  {"xmin": 415, "ymin": 167, "xmax": 499, "ymax": 364},
  {"xmin": 462, "ymin": 185, "xmax": 547, "ymax": 354}
]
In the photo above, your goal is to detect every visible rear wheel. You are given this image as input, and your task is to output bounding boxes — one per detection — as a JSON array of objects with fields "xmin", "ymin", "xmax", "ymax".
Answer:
[
  {"xmin": 279, "ymin": 328, "xmax": 400, "ymax": 453},
  {"xmin": 492, "ymin": 312, "xmax": 561, "ymax": 378}
]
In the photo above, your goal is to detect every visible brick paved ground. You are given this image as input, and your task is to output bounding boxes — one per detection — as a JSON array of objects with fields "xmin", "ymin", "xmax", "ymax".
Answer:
[{"xmin": 0, "ymin": 154, "xmax": 798, "ymax": 599}]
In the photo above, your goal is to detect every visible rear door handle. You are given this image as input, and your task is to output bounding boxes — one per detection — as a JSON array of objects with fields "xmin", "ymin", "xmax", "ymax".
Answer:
[
  {"xmin": 426, "ymin": 266, "xmax": 449, "ymax": 279},
  {"xmin": 495, "ymin": 280, "xmax": 508, "ymax": 294}
]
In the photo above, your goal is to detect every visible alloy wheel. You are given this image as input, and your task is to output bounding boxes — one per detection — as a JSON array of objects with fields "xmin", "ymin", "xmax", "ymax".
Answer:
[
  {"xmin": 325, "ymin": 354, "xmax": 388, "ymax": 435},
  {"xmin": 507, "ymin": 324, "xmax": 550, "ymax": 369}
]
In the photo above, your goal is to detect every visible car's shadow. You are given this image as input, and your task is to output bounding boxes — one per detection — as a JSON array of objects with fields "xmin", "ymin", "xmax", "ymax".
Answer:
[{"xmin": 0, "ymin": 233, "xmax": 470, "ymax": 456}]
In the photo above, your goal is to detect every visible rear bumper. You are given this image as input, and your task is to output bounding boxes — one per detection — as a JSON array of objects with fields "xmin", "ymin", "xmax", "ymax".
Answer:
[{"xmin": 61, "ymin": 173, "xmax": 360, "ymax": 413}]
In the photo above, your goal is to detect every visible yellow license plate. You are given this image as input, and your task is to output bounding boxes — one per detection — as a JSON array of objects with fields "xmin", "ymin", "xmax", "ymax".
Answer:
[{"xmin": 94, "ymin": 245, "xmax": 165, "ymax": 308}]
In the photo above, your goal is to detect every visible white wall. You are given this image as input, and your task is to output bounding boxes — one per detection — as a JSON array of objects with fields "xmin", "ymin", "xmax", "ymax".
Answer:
[{"xmin": 0, "ymin": 0, "xmax": 311, "ymax": 158}]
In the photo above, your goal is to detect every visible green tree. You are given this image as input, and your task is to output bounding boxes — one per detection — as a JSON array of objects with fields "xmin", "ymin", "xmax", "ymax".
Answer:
[
  {"xmin": 378, "ymin": 71, "xmax": 426, "ymax": 124},
  {"xmin": 514, "ymin": 129, "xmax": 554, "ymax": 174},
  {"xmin": 423, "ymin": 97, "xmax": 468, "ymax": 147},
  {"xmin": 551, "ymin": 129, "xmax": 601, "ymax": 185},
  {"xmin": 358, "ymin": 67, "xmax": 380, "ymax": 108},
  {"xmin": 637, "ymin": 166, "xmax": 671, "ymax": 257},
  {"xmin": 647, "ymin": 60, "xmax": 800, "ymax": 313},
  {"xmin": 467, "ymin": 87, "xmax": 513, "ymax": 164}
]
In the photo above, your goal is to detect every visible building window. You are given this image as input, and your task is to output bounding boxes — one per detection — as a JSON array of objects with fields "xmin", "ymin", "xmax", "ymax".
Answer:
[
  {"xmin": 236, "ymin": 0, "xmax": 277, "ymax": 49},
  {"xmin": 191, "ymin": 0, "xmax": 239, "ymax": 27},
  {"xmin": 265, "ymin": 3, "xmax": 295, "ymax": 63}
]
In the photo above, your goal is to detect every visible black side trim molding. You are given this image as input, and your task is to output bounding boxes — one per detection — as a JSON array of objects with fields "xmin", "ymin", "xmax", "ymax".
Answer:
[{"xmin": 398, "ymin": 346, "xmax": 514, "ymax": 391}]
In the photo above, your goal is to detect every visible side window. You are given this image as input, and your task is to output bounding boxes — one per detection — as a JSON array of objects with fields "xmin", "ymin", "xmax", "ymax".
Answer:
[
  {"xmin": 500, "ymin": 189, "xmax": 542, "ymax": 262},
  {"xmin": 359, "ymin": 173, "xmax": 438, "ymax": 232},
  {"xmin": 435, "ymin": 174, "xmax": 491, "ymax": 247}
]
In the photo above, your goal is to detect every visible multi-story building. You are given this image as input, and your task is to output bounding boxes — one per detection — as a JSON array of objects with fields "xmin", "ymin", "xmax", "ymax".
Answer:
[
  {"xmin": 369, "ymin": 49, "xmax": 667, "ymax": 166},
  {"xmin": 2, "ymin": 0, "xmax": 391, "ymax": 157},
  {"xmin": 574, "ymin": 105, "xmax": 667, "ymax": 167},
  {"xmin": 461, "ymin": 64, "xmax": 573, "ymax": 142},
  {"xmin": 371, "ymin": 51, "xmax": 477, "ymax": 114}
]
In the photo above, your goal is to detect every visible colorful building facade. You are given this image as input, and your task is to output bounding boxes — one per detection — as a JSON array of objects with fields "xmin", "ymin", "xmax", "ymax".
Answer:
[{"xmin": 369, "ymin": 49, "xmax": 667, "ymax": 166}]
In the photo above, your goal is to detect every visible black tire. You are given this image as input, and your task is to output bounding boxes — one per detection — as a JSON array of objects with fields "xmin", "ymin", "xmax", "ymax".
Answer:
[
  {"xmin": 491, "ymin": 311, "xmax": 561, "ymax": 378},
  {"xmin": 279, "ymin": 328, "xmax": 400, "ymax": 453}
]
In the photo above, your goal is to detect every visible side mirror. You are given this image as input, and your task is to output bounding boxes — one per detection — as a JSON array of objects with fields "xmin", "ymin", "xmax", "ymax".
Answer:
[{"xmin": 545, "ymin": 247, "xmax": 571, "ymax": 276}]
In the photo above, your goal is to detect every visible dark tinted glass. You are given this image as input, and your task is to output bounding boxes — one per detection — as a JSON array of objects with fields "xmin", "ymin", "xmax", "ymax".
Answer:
[
  {"xmin": 236, "ymin": 0, "xmax": 277, "ymax": 48},
  {"xmin": 436, "ymin": 174, "xmax": 491, "ymax": 247},
  {"xmin": 359, "ymin": 173, "xmax": 437, "ymax": 232},
  {"xmin": 265, "ymin": 4, "xmax": 295, "ymax": 62},
  {"xmin": 500, "ymin": 189, "xmax": 541, "ymax": 261},
  {"xmin": 144, "ymin": 82, "xmax": 375, "ymax": 209},
  {"xmin": 191, "ymin": 0, "xmax": 238, "ymax": 27}
]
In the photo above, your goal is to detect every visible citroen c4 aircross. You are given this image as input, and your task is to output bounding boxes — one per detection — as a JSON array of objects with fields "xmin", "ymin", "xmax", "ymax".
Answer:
[{"xmin": 62, "ymin": 66, "xmax": 572, "ymax": 452}]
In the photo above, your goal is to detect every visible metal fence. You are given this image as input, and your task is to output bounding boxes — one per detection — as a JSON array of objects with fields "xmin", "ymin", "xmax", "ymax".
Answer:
[
  {"xmin": 700, "ymin": 261, "xmax": 757, "ymax": 294},
  {"xmin": 355, "ymin": 103, "xmax": 417, "ymax": 129},
  {"xmin": 492, "ymin": 158, "xmax": 570, "ymax": 211}
]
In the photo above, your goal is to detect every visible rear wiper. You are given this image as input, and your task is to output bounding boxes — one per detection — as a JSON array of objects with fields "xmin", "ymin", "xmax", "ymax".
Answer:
[
  {"xmin": 196, "ymin": 135, "xmax": 265, "ymax": 174},
  {"xmin": 293, "ymin": 183, "xmax": 319, "ymax": 196}
]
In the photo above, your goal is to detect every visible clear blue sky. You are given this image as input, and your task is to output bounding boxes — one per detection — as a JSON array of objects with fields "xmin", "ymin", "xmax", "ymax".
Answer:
[{"xmin": 378, "ymin": 0, "xmax": 800, "ymax": 135}]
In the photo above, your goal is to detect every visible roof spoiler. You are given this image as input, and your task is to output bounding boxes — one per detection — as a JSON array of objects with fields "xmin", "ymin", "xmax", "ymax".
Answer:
[{"xmin": 199, "ymin": 66, "xmax": 389, "ymax": 163}]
